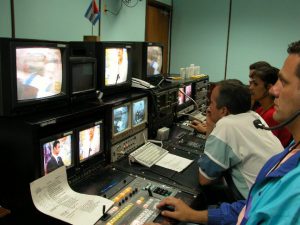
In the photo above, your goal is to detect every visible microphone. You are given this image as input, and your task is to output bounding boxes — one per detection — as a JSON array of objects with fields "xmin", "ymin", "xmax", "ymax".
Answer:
[
  {"xmin": 115, "ymin": 74, "xmax": 120, "ymax": 84},
  {"xmin": 253, "ymin": 110, "xmax": 300, "ymax": 130}
]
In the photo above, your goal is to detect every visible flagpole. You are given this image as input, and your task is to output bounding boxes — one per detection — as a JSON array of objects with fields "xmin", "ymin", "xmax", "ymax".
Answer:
[{"xmin": 92, "ymin": 25, "xmax": 94, "ymax": 35}]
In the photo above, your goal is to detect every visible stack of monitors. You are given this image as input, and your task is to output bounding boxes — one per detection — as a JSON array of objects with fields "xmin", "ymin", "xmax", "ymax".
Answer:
[
  {"xmin": 112, "ymin": 97, "xmax": 148, "ymax": 139},
  {"xmin": 40, "ymin": 120, "xmax": 104, "ymax": 176}
]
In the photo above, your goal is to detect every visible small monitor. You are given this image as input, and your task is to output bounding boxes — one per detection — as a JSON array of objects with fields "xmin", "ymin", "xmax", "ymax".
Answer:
[
  {"xmin": 178, "ymin": 87, "xmax": 185, "ymax": 105},
  {"xmin": 70, "ymin": 57, "xmax": 97, "ymax": 102},
  {"xmin": 112, "ymin": 102, "xmax": 131, "ymax": 137},
  {"xmin": 97, "ymin": 42, "xmax": 133, "ymax": 96},
  {"xmin": 147, "ymin": 46, "xmax": 163, "ymax": 76},
  {"xmin": 185, "ymin": 84, "xmax": 192, "ymax": 102},
  {"xmin": 40, "ymin": 131, "xmax": 74, "ymax": 176},
  {"xmin": 132, "ymin": 97, "xmax": 148, "ymax": 127},
  {"xmin": 105, "ymin": 48, "xmax": 128, "ymax": 86},
  {"xmin": 16, "ymin": 47, "xmax": 63, "ymax": 101},
  {"xmin": 78, "ymin": 122, "xmax": 102, "ymax": 163}
]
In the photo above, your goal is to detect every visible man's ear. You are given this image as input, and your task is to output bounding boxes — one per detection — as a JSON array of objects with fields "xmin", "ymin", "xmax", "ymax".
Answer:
[{"xmin": 221, "ymin": 106, "xmax": 230, "ymax": 116}]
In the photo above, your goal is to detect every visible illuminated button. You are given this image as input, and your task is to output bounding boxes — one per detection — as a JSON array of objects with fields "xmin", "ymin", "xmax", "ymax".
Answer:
[{"xmin": 106, "ymin": 203, "xmax": 133, "ymax": 225}]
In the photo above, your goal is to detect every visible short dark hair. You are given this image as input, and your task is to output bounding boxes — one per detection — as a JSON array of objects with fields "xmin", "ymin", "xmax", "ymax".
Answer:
[
  {"xmin": 249, "ymin": 61, "xmax": 271, "ymax": 70},
  {"xmin": 53, "ymin": 140, "xmax": 60, "ymax": 149},
  {"xmin": 215, "ymin": 80, "xmax": 251, "ymax": 114},
  {"xmin": 287, "ymin": 40, "xmax": 300, "ymax": 78},
  {"xmin": 252, "ymin": 66, "xmax": 279, "ymax": 88}
]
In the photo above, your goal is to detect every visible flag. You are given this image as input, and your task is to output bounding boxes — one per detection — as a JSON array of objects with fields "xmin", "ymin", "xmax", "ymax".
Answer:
[{"xmin": 85, "ymin": 0, "xmax": 100, "ymax": 25}]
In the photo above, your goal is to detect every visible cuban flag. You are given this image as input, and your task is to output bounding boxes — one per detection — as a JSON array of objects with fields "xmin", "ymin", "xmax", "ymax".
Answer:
[{"xmin": 85, "ymin": 0, "xmax": 100, "ymax": 25}]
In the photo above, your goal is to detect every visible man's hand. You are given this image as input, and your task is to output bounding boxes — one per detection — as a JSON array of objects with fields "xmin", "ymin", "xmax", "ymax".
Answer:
[{"xmin": 189, "ymin": 120, "xmax": 207, "ymax": 134}]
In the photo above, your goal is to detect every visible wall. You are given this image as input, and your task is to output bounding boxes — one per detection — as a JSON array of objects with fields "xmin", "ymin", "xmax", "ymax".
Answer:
[
  {"xmin": 170, "ymin": 0, "xmax": 229, "ymax": 82},
  {"xmin": 170, "ymin": 0, "xmax": 300, "ymax": 83},
  {"xmin": 0, "ymin": 0, "xmax": 146, "ymax": 42},
  {"xmin": 100, "ymin": 0, "xmax": 146, "ymax": 41},
  {"xmin": 0, "ymin": 0, "xmax": 11, "ymax": 37}
]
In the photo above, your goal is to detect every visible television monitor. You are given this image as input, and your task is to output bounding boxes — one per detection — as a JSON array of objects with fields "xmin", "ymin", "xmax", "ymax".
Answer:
[
  {"xmin": 96, "ymin": 42, "xmax": 133, "ymax": 96},
  {"xmin": 112, "ymin": 102, "xmax": 131, "ymax": 137},
  {"xmin": 132, "ymin": 97, "xmax": 148, "ymax": 127},
  {"xmin": 132, "ymin": 42, "xmax": 164, "ymax": 84},
  {"xmin": 69, "ymin": 56, "xmax": 98, "ymax": 102},
  {"xmin": 0, "ymin": 38, "xmax": 69, "ymax": 116},
  {"xmin": 185, "ymin": 84, "xmax": 192, "ymax": 102},
  {"xmin": 40, "ymin": 131, "xmax": 74, "ymax": 176},
  {"xmin": 78, "ymin": 121, "xmax": 103, "ymax": 163}
]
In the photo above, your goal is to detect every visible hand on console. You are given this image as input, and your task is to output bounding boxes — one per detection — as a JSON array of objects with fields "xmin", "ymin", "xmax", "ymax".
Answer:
[
  {"xmin": 156, "ymin": 196, "xmax": 198, "ymax": 223},
  {"xmin": 189, "ymin": 120, "xmax": 207, "ymax": 134}
]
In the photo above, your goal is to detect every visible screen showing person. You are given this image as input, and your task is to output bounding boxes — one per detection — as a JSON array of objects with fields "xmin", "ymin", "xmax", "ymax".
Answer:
[
  {"xmin": 178, "ymin": 88, "xmax": 185, "ymax": 105},
  {"xmin": 79, "ymin": 125, "xmax": 101, "ymax": 163},
  {"xmin": 16, "ymin": 48, "xmax": 63, "ymax": 100},
  {"xmin": 147, "ymin": 46, "xmax": 163, "ymax": 76},
  {"xmin": 105, "ymin": 48, "xmax": 128, "ymax": 86},
  {"xmin": 42, "ymin": 134, "xmax": 72, "ymax": 175},
  {"xmin": 185, "ymin": 84, "xmax": 192, "ymax": 102},
  {"xmin": 132, "ymin": 98, "xmax": 147, "ymax": 126},
  {"xmin": 113, "ymin": 104, "xmax": 130, "ymax": 135}
]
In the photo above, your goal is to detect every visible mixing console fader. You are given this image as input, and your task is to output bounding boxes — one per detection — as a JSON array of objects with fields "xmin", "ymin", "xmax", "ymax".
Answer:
[{"xmin": 95, "ymin": 176, "xmax": 195, "ymax": 225}]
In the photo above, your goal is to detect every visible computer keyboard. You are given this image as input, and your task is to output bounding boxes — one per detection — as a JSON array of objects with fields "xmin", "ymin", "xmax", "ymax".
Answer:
[
  {"xmin": 189, "ymin": 111, "xmax": 206, "ymax": 122},
  {"xmin": 129, "ymin": 142, "xmax": 169, "ymax": 167}
]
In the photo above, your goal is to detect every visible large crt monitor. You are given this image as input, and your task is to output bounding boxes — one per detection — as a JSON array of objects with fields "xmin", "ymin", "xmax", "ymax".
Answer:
[
  {"xmin": 132, "ymin": 42, "xmax": 164, "ymax": 84},
  {"xmin": 0, "ymin": 38, "xmax": 69, "ymax": 116},
  {"xmin": 97, "ymin": 42, "xmax": 133, "ymax": 96}
]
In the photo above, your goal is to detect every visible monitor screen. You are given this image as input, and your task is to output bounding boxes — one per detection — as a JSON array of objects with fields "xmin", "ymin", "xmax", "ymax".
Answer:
[
  {"xmin": 16, "ymin": 47, "xmax": 63, "ymax": 101},
  {"xmin": 113, "ymin": 103, "xmax": 131, "ymax": 136},
  {"xmin": 147, "ymin": 46, "xmax": 163, "ymax": 76},
  {"xmin": 71, "ymin": 57, "xmax": 96, "ymax": 94},
  {"xmin": 132, "ymin": 97, "xmax": 147, "ymax": 127},
  {"xmin": 105, "ymin": 48, "xmax": 128, "ymax": 86},
  {"xmin": 79, "ymin": 123, "xmax": 102, "ymax": 163},
  {"xmin": 185, "ymin": 84, "xmax": 192, "ymax": 102},
  {"xmin": 41, "ymin": 132, "xmax": 73, "ymax": 175},
  {"xmin": 178, "ymin": 88, "xmax": 185, "ymax": 105}
]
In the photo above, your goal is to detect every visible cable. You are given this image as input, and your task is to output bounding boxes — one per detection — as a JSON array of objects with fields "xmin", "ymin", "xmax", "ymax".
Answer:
[{"xmin": 253, "ymin": 110, "xmax": 300, "ymax": 130}]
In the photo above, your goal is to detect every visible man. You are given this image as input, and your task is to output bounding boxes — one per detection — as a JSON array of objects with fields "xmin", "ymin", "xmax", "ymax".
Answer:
[
  {"xmin": 46, "ymin": 140, "xmax": 64, "ymax": 174},
  {"xmin": 145, "ymin": 40, "xmax": 300, "ymax": 225},
  {"xmin": 193, "ymin": 80, "xmax": 282, "ymax": 200}
]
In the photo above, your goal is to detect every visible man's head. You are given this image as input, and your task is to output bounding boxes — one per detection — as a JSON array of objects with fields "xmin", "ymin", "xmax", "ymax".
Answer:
[
  {"xmin": 270, "ymin": 41, "xmax": 300, "ymax": 128},
  {"xmin": 207, "ymin": 79, "xmax": 251, "ymax": 123},
  {"xmin": 52, "ymin": 140, "xmax": 61, "ymax": 156}
]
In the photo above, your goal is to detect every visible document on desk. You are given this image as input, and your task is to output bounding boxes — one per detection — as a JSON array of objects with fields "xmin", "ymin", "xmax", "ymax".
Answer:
[
  {"xmin": 30, "ymin": 166, "xmax": 113, "ymax": 225},
  {"xmin": 155, "ymin": 153, "xmax": 193, "ymax": 172}
]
